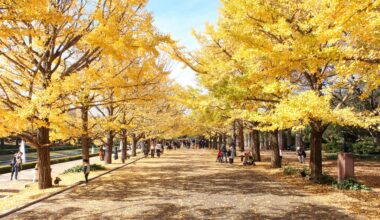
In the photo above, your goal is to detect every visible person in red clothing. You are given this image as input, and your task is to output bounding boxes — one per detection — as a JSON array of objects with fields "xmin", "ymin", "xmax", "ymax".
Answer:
[
  {"xmin": 99, "ymin": 146, "xmax": 104, "ymax": 161},
  {"xmin": 216, "ymin": 149, "xmax": 222, "ymax": 163}
]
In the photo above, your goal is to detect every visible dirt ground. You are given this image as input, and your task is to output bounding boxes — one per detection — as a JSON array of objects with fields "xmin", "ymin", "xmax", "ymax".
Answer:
[{"xmin": 5, "ymin": 149, "xmax": 379, "ymax": 220}]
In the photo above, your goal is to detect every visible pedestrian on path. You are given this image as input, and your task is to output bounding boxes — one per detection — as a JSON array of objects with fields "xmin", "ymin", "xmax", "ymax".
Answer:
[
  {"xmin": 114, "ymin": 146, "xmax": 118, "ymax": 160},
  {"xmin": 229, "ymin": 145, "xmax": 235, "ymax": 164},
  {"xmin": 221, "ymin": 144, "xmax": 227, "ymax": 163},
  {"xmin": 83, "ymin": 159, "xmax": 90, "ymax": 184},
  {"xmin": 156, "ymin": 143, "xmax": 162, "ymax": 158},
  {"xmin": 150, "ymin": 144, "xmax": 155, "ymax": 158},
  {"xmin": 10, "ymin": 153, "xmax": 21, "ymax": 180},
  {"xmin": 216, "ymin": 149, "xmax": 222, "ymax": 162},
  {"xmin": 33, "ymin": 162, "xmax": 39, "ymax": 183},
  {"xmin": 99, "ymin": 146, "xmax": 104, "ymax": 161}
]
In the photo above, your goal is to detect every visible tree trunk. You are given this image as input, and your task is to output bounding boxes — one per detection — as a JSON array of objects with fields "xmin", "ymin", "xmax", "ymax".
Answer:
[
  {"xmin": 286, "ymin": 129, "xmax": 292, "ymax": 149},
  {"xmin": 252, "ymin": 130, "xmax": 261, "ymax": 161},
  {"xmin": 212, "ymin": 136, "xmax": 217, "ymax": 149},
  {"xmin": 0, "ymin": 138, "xmax": 4, "ymax": 147},
  {"xmin": 310, "ymin": 121, "xmax": 327, "ymax": 180},
  {"xmin": 81, "ymin": 106, "xmax": 90, "ymax": 161},
  {"xmin": 121, "ymin": 129, "xmax": 127, "ymax": 163},
  {"xmin": 232, "ymin": 120, "xmax": 237, "ymax": 147},
  {"xmin": 37, "ymin": 126, "xmax": 52, "ymax": 189},
  {"xmin": 131, "ymin": 134, "xmax": 137, "ymax": 157},
  {"xmin": 270, "ymin": 130, "xmax": 281, "ymax": 168},
  {"xmin": 278, "ymin": 130, "xmax": 285, "ymax": 150},
  {"xmin": 218, "ymin": 134, "xmax": 223, "ymax": 149},
  {"xmin": 295, "ymin": 130, "xmax": 304, "ymax": 150},
  {"xmin": 237, "ymin": 120, "xmax": 244, "ymax": 152},
  {"xmin": 105, "ymin": 131, "xmax": 113, "ymax": 164}
]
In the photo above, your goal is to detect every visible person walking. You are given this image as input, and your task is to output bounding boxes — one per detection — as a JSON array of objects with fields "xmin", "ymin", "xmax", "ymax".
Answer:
[
  {"xmin": 99, "ymin": 146, "xmax": 104, "ymax": 161},
  {"xmin": 150, "ymin": 143, "xmax": 155, "ymax": 158},
  {"xmin": 10, "ymin": 153, "xmax": 21, "ymax": 181},
  {"xmin": 113, "ymin": 146, "xmax": 118, "ymax": 160},
  {"xmin": 156, "ymin": 142, "xmax": 162, "ymax": 158},
  {"xmin": 83, "ymin": 159, "xmax": 90, "ymax": 184},
  {"xmin": 221, "ymin": 144, "xmax": 227, "ymax": 163},
  {"xmin": 229, "ymin": 145, "xmax": 235, "ymax": 164},
  {"xmin": 33, "ymin": 162, "xmax": 39, "ymax": 183}
]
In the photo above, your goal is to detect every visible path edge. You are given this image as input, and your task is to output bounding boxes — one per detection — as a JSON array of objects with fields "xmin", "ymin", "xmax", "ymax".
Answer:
[{"xmin": 0, "ymin": 156, "xmax": 145, "ymax": 218}]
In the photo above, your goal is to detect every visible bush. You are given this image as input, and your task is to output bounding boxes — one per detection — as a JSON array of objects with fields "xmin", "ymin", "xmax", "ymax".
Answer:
[
  {"xmin": 0, "ymin": 153, "xmax": 97, "ymax": 174},
  {"xmin": 283, "ymin": 166, "xmax": 299, "ymax": 175},
  {"xmin": 314, "ymin": 173, "xmax": 336, "ymax": 185},
  {"xmin": 332, "ymin": 178, "xmax": 371, "ymax": 191},
  {"xmin": 62, "ymin": 163, "xmax": 106, "ymax": 174}
]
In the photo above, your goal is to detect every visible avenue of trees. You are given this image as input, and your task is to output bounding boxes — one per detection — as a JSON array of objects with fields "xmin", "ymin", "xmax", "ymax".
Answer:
[
  {"xmin": 0, "ymin": 0, "xmax": 379, "ymax": 189},
  {"xmin": 172, "ymin": 0, "xmax": 379, "ymax": 181}
]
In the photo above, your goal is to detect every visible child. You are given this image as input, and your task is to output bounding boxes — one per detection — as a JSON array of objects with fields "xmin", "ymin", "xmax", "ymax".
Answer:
[
  {"xmin": 216, "ymin": 149, "xmax": 222, "ymax": 162},
  {"xmin": 83, "ymin": 159, "xmax": 90, "ymax": 184}
]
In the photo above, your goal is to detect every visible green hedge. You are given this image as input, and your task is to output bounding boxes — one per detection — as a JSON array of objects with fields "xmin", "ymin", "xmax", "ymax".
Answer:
[
  {"xmin": 0, "ymin": 145, "xmax": 82, "ymax": 155},
  {"xmin": 0, "ymin": 153, "xmax": 97, "ymax": 174}
]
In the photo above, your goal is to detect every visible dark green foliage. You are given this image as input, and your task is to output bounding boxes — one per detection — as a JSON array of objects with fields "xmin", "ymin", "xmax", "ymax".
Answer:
[
  {"xmin": 332, "ymin": 178, "xmax": 371, "ymax": 191},
  {"xmin": 62, "ymin": 164, "xmax": 106, "ymax": 174},
  {"xmin": 283, "ymin": 166, "xmax": 310, "ymax": 176},
  {"xmin": 0, "ymin": 153, "xmax": 97, "ymax": 174},
  {"xmin": 283, "ymin": 166, "xmax": 298, "ymax": 175},
  {"xmin": 314, "ymin": 173, "xmax": 336, "ymax": 185}
]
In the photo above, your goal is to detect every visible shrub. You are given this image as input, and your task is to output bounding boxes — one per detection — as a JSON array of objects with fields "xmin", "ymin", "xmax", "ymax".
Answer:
[
  {"xmin": 62, "ymin": 163, "xmax": 106, "ymax": 174},
  {"xmin": 283, "ymin": 166, "xmax": 299, "ymax": 175},
  {"xmin": 314, "ymin": 173, "xmax": 336, "ymax": 185},
  {"xmin": 0, "ymin": 153, "xmax": 97, "ymax": 174},
  {"xmin": 332, "ymin": 178, "xmax": 371, "ymax": 191}
]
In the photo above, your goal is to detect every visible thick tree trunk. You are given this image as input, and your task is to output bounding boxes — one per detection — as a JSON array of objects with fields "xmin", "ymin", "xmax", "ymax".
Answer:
[
  {"xmin": 81, "ymin": 107, "xmax": 90, "ymax": 161},
  {"xmin": 270, "ymin": 130, "xmax": 281, "ymax": 168},
  {"xmin": 131, "ymin": 134, "xmax": 137, "ymax": 157},
  {"xmin": 310, "ymin": 121, "xmax": 327, "ymax": 180},
  {"xmin": 105, "ymin": 131, "xmax": 113, "ymax": 164},
  {"xmin": 37, "ymin": 126, "xmax": 52, "ymax": 189},
  {"xmin": 278, "ymin": 130, "xmax": 285, "ymax": 150},
  {"xmin": 121, "ymin": 129, "xmax": 127, "ymax": 163},
  {"xmin": 0, "ymin": 138, "xmax": 4, "ymax": 147},
  {"xmin": 237, "ymin": 120, "xmax": 244, "ymax": 152},
  {"xmin": 252, "ymin": 130, "xmax": 261, "ymax": 161},
  {"xmin": 286, "ymin": 129, "xmax": 292, "ymax": 149}
]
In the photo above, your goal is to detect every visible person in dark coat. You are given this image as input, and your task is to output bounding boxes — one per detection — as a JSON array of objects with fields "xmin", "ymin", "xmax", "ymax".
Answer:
[{"xmin": 114, "ymin": 146, "xmax": 118, "ymax": 160}]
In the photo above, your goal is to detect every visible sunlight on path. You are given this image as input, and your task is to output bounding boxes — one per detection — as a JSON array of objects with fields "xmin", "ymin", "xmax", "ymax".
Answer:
[{"xmin": 6, "ymin": 150, "xmax": 358, "ymax": 220}]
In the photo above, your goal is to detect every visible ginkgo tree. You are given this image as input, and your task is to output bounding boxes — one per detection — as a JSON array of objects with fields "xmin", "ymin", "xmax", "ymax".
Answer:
[
  {"xmin": 172, "ymin": 0, "xmax": 379, "ymax": 179},
  {"xmin": 0, "ymin": 0, "xmax": 170, "ymax": 189}
]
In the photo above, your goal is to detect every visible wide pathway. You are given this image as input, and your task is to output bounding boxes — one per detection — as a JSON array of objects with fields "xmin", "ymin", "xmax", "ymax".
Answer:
[{"xmin": 6, "ymin": 149, "xmax": 357, "ymax": 220}]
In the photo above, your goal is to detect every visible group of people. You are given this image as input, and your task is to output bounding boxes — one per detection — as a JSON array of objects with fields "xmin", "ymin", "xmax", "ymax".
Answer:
[
  {"xmin": 150, "ymin": 143, "xmax": 163, "ymax": 158},
  {"xmin": 98, "ymin": 146, "xmax": 120, "ymax": 161},
  {"xmin": 216, "ymin": 144, "xmax": 235, "ymax": 164},
  {"xmin": 10, "ymin": 151, "xmax": 23, "ymax": 181}
]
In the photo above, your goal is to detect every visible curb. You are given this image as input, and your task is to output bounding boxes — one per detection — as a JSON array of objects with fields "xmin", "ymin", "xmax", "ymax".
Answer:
[{"xmin": 0, "ymin": 156, "xmax": 145, "ymax": 218}]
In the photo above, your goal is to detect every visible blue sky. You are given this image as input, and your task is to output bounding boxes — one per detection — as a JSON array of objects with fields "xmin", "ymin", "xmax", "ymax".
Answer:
[{"xmin": 146, "ymin": 0, "xmax": 220, "ymax": 87}]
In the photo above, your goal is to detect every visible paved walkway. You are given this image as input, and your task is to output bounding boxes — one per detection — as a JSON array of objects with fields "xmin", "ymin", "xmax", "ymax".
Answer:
[
  {"xmin": 5, "ymin": 150, "xmax": 358, "ymax": 220},
  {"xmin": 0, "ymin": 150, "xmax": 137, "ymax": 199}
]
